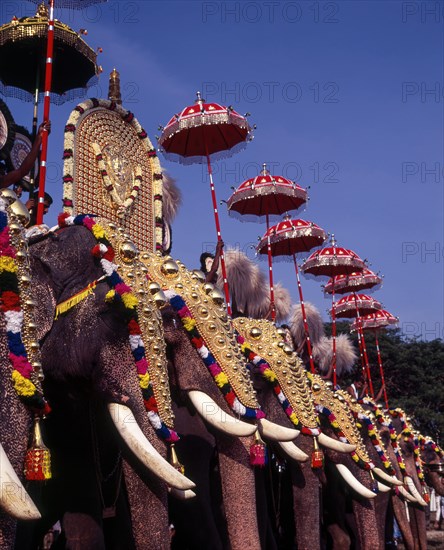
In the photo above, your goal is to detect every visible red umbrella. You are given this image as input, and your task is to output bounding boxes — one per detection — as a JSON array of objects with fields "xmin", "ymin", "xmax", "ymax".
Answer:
[
  {"xmin": 257, "ymin": 218, "xmax": 327, "ymax": 372},
  {"xmin": 158, "ymin": 93, "xmax": 253, "ymax": 316},
  {"xmin": 352, "ymin": 309, "xmax": 399, "ymax": 409},
  {"xmin": 334, "ymin": 294, "xmax": 382, "ymax": 318},
  {"xmin": 227, "ymin": 163, "xmax": 307, "ymax": 220},
  {"xmin": 301, "ymin": 238, "xmax": 366, "ymax": 386},
  {"xmin": 333, "ymin": 294, "xmax": 382, "ymax": 397},
  {"xmin": 324, "ymin": 269, "xmax": 382, "ymax": 391},
  {"xmin": 324, "ymin": 269, "xmax": 382, "ymax": 295},
  {"xmin": 226, "ymin": 163, "xmax": 307, "ymax": 320}
]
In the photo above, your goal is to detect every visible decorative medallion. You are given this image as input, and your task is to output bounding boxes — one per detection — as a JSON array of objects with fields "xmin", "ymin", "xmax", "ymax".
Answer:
[
  {"xmin": 233, "ymin": 317, "xmax": 318, "ymax": 430},
  {"xmin": 141, "ymin": 252, "xmax": 259, "ymax": 410}
]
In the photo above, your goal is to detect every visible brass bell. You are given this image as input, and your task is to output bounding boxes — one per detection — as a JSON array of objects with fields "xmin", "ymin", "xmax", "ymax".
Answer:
[
  {"xmin": 0, "ymin": 188, "xmax": 18, "ymax": 204},
  {"xmin": 9, "ymin": 200, "xmax": 30, "ymax": 227},
  {"xmin": 282, "ymin": 344, "xmax": 293, "ymax": 356},
  {"xmin": 161, "ymin": 259, "xmax": 179, "ymax": 277},
  {"xmin": 119, "ymin": 241, "xmax": 139, "ymax": 263},
  {"xmin": 191, "ymin": 269, "xmax": 206, "ymax": 283},
  {"xmin": 20, "ymin": 274, "xmax": 32, "ymax": 286},
  {"xmin": 9, "ymin": 222, "xmax": 22, "ymax": 235},
  {"xmin": 203, "ymin": 282, "xmax": 215, "ymax": 294},
  {"xmin": 148, "ymin": 281, "xmax": 161, "ymax": 294},
  {"xmin": 249, "ymin": 327, "xmax": 262, "ymax": 339},
  {"xmin": 209, "ymin": 288, "xmax": 225, "ymax": 305},
  {"xmin": 153, "ymin": 290, "xmax": 168, "ymax": 309}
]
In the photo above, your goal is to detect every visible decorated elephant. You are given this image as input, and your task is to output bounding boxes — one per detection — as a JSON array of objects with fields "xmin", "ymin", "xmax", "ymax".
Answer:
[{"xmin": 0, "ymin": 200, "xmax": 198, "ymax": 549}]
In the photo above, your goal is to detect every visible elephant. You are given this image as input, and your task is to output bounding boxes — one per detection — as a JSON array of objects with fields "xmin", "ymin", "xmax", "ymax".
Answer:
[
  {"xmin": 388, "ymin": 409, "xmax": 430, "ymax": 550},
  {"xmin": 420, "ymin": 436, "xmax": 444, "ymax": 497},
  {"xmin": 140, "ymin": 252, "xmax": 314, "ymax": 550},
  {"xmin": 0, "ymin": 203, "xmax": 197, "ymax": 549}
]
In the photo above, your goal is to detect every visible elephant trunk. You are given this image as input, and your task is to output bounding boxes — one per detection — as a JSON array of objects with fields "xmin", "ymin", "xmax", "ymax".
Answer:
[{"xmin": 217, "ymin": 435, "xmax": 262, "ymax": 550}]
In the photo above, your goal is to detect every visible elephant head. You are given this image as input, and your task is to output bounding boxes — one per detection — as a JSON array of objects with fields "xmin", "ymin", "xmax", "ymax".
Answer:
[{"xmin": 419, "ymin": 436, "xmax": 444, "ymax": 496}]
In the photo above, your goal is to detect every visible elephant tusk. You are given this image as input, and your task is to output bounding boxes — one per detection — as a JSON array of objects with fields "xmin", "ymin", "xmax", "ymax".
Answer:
[
  {"xmin": 187, "ymin": 390, "xmax": 256, "ymax": 437},
  {"xmin": 335, "ymin": 463, "xmax": 377, "ymax": 499},
  {"xmin": 0, "ymin": 443, "xmax": 41, "ymax": 520},
  {"xmin": 404, "ymin": 476, "xmax": 427, "ymax": 506},
  {"xmin": 397, "ymin": 484, "xmax": 417, "ymax": 503},
  {"xmin": 108, "ymin": 404, "xmax": 196, "ymax": 491},
  {"xmin": 318, "ymin": 433, "xmax": 356, "ymax": 453},
  {"xmin": 168, "ymin": 488, "xmax": 197, "ymax": 500},
  {"xmin": 373, "ymin": 467, "xmax": 403, "ymax": 486},
  {"xmin": 258, "ymin": 418, "xmax": 300, "ymax": 442},
  {"xmin": 277, "ymin": 441, "xmax": 309, "ymax": 462},
  {"xmin": 377, "ymin": 481, "xmax": 392, "ymax": 493}
]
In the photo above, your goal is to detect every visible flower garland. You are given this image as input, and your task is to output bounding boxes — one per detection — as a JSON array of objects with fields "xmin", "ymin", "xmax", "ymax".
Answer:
[
  {"xmin": 166, "ymin": 291, "xmax": 264, "ymax": 420},
  {"xmin": 57, "ymin": 212, "xmax": 178, "ymax": 443},
  {"xmin": 419, "ymin": 434, "xmax": 444, "ymax": 459},
  {"xmin": 363, "ymin": 399, "xmax": 407, "ymax": 476},
  {"xmin": 357, "ymin": 413, "xmax": 395, "ymax": 475},
  {"xmin": 92, "ymin": 142, "xmax": 143, "ymax": 218},
  {"xmin": 62, "ymin": 98, "xmax": 164, "ymax": 252},
  {"xmin": 315, "ymin": 404, "xmax": 374, "ymax": 471},
  {"xmin": 0, "ymin": 199, "xmax": 50, "ymax": 415},
  {"xmin": 236, "ymin": 334, "xmax": 320, "ymax": 437}
]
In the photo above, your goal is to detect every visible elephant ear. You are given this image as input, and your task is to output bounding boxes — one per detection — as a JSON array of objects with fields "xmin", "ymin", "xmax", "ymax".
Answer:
[{"xmin": 28, "ymin": 240, "xmax": 58, "ymax": 341}]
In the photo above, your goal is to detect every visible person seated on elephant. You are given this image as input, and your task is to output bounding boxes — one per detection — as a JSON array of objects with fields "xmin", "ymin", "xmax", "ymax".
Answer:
[
  {"xmin": 0, "ymin": 121, "xmax": 51, "ymax": 189},
  {"xmin": 200, "ymin": 239, "xmax": 224, "ymax": 283},
  {"xmin": 346, "ymin": 372, "xmax": 368, "ymax": 400},
  {"xmin": 26, "ymin": 190, "xmax": 53, "ymax": 226}
]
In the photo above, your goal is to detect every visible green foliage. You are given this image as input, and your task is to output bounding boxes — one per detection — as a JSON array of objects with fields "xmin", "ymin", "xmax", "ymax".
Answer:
[{"xmin": 323, "ymin": 322, "xmax": 444, "ymax": 442}]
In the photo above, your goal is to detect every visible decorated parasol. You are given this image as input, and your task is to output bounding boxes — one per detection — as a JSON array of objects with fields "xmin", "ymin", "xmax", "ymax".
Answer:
[
  {"xmin": 324, "ymin": 269, "xmax": 382, "ymax": 384},
  {"xmin": 352, "ymin": 309, "xmax": 398, "ymax": 409},
  {"xmin": 257, "ymin": 218, "xmax": 326, "ymax": 371},
  {"xmin": 0, "ymin": 1, "xmax": 104, "ymax": 222},
  {"xmin": 158, "ymin": 92, "xmax": 253, "ymax": 316},
  {"xmin": 333, "ymin": 294, "xmax": 383, "ymax": 397},
  {"xmin": 301, "ymin": 238, "xmax": 366, "ymax": 386},
  {"xmin": 227, "ymin": 163, "xmax": 308, "ymax": 320}
]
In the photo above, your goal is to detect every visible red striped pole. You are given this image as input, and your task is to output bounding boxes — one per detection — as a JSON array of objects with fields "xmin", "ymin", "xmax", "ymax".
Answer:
[
  {"xmin": 266, "ymin": 214, "xmax": 276, "ymax": 322},
  {"xmin": 36, "ymin": 0, "xmax": 54, "ymax": 225},
  {"xmin": 293, "ymin": 254, "xmax": 316, "ymax": 373}
]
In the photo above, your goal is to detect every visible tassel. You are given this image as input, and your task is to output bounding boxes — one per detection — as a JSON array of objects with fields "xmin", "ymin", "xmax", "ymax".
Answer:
[
  {"xmin": 370, "ymin": 470, "xmax": 379, "ymax": 494},
  {"xmin": 55, "ymin": 279, "xmax": 101, "ymax": 319},
  {"xmin": 169, "ymin": 444, "xmax": 185, "ymax": 475},
  {"xmin": 311, "ymin": 437, "xmax": 324, "ymax": 469},
  {"xmin": 422, "ymin": 486, "xmax": 430, "ymax": 504},
  {"xmin": 24, "ymin": 416, "xmax": 51, "ymax": 481},
  {"xmin": 250, "ymin": 430, "xmax": 267, "ymax": 467}
]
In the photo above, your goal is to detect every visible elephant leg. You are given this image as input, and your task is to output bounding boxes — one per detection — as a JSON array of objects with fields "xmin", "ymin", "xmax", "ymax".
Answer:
[
  {"xmin": 326, "ymin": 523, "xmax": 351, "ymax": 550},
  {"xmin": 169, "ymin": 434, "xmax": 224, "ymax": 550},
  {"xmin": 62, "ymin": 512, "xmax": 105, "ymax": 550},
  {"xmin": 217, "ymin": 435, "xmax": 261, "ymax": 550},
  {"xmin": 391, "ymin": 496, "xmax": 414, "ymax": 550}
]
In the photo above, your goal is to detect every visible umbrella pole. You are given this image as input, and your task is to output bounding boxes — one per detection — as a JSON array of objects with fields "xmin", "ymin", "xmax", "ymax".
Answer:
[
  {"xmin": 353, "ymin": 294, "xmax": 375, "ymax": 398},
  {"xmin": 331, "ymin": 285, "xmax": 337, "ymax": 387},
  {"xmin": 292, "ymin": 254, "xmax": 316, "ymax": 373},
  {"xmin": 375, "ymin": 332, "xmax": 389, "ymax": 409},
  {"xmin": 266, "ymin": 213, "xmax": 276, "ymax": 322},
  {"xmin": 205, "ymin": 150, "xmax": 232, "ymax": 316},
  {"xmin": 36, "ymin": 0, "xmax": 55, "ymax": 225}
]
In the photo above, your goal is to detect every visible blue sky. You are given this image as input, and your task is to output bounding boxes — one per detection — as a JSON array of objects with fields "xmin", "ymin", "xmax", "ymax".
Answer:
[{"xmin": 2, "ymin": 0, "xmax": 443, "ymax": 339}]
